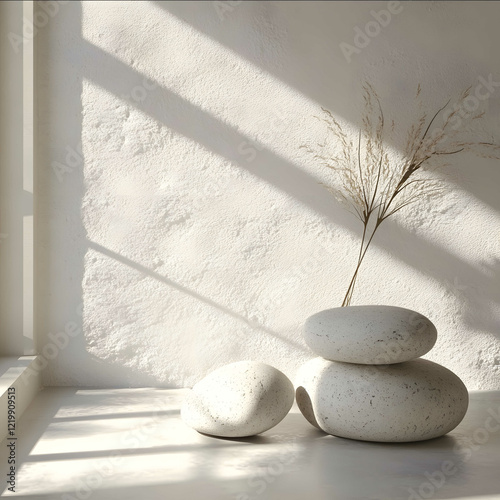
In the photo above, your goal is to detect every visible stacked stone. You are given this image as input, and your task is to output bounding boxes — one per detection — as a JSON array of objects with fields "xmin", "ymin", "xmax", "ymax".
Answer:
[{"xmin": 296, "ymin": 305, "xmax": 469, "ymax": 442}]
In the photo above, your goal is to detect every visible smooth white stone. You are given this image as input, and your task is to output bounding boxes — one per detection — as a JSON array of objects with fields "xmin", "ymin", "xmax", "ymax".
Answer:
[
  {"xmin": 181, "ymin": 361, "xmax": 294, "ymax": 437},
  {"xmin": 304, "ymin": 305, "xmax": 437, "ymax": 364},
  {"xmin": 295, "ymin": 357, "xmax": 469, "ymax": 442}
]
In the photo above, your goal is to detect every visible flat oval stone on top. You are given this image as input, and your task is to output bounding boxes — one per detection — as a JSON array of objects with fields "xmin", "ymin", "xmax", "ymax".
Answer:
[{"xmin": 303, "ymin": 305, "xmax": 437, "ymax": 364}]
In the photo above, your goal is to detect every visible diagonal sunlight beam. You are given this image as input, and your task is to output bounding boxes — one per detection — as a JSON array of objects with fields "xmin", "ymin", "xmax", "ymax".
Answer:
[
  {"xmin": 80, "ymin": 41, "xmax": 499, "ymax": 322},
  {"xmin": 27, "ymin": 439, "xmax": 266, "ymax": 463},
  {"xmin": 79, "ymin": 41, "xmax": 335, "ymax": 218},
  {"xmin": 154, "ymin": 0, "xmax": 500, "ymax": 214},
  {"xmin": 87, "ymin": 240, "xmax": 308, "ymax": 353},
  {"xmin": 51, "ymin": 410, "xmax": 179, "ymax": 422}
]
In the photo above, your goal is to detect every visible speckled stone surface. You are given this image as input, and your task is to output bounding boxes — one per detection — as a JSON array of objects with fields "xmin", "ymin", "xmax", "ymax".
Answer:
[
  {"xmin": 295, "ymin": 357, "xmax": 469, "ymax": 442},
  {"xmin": 303, "ymin": 306, "xmax": 437, "ymax": 364},
  {"xmin": 181, "ymin": 361, "xmax": 294, "ymax": 437}
]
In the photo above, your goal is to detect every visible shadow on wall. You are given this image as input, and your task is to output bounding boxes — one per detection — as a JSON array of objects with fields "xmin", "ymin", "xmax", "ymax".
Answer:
[
  {"xmin": 150, "ymin": 0, "xmax": 500, "ymax": 339},
  {"xmin": 36, "ymin": 1, "xmax": 86, "ymax": 382},
  {"xmin": 155, "ymin": 0, "xmax": 500, "ymax": 211},
  {"xmin": 36, "ymin": 1, "xmax": 500, "ymax": 386}
]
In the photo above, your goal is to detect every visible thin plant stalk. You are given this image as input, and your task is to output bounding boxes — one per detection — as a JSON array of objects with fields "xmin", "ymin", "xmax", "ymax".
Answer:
[
  {"xmin": 342, "ymin": 220, "xmax": 379, "ymax": 306},
  {"xmin": 303, "ymin": 83, "xmax": 500, "ymax": 307}
]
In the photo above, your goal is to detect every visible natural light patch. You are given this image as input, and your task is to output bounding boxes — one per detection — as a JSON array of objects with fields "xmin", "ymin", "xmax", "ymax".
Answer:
[
  {"xmin": 81, "ymin": 0, "xmax": 320, "ymax": 164},
  {"xmin": 11, "ymin": 453, "xmax": 198, "ymax": 496},
  {"xmin": 210, "ymin": 439, "xmax": 301, "ymax": 481}
]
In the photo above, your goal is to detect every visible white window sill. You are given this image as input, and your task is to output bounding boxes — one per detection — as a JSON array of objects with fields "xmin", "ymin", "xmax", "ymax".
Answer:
[{"xmin": 0, "ymin": 356, "xmax": 41, "ymax": 443}]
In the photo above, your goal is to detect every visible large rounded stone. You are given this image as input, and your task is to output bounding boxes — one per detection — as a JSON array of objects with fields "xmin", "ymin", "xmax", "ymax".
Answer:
[
  {"xmin": 303, "ymin": 305, "xmax": 437, "ymax": 364},
  {"xmin": 295, "ymin": 357, "xmax": 468, "ymax": 442},
  {"xmin": 181, "ymin": 361, "xmax": 294, "ymax": 437}
]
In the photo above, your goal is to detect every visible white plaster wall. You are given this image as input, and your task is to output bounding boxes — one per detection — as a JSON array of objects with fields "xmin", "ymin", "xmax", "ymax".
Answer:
[{"xmin": 37, "ymin": 1, "xmax": 500, "ymax": 389}]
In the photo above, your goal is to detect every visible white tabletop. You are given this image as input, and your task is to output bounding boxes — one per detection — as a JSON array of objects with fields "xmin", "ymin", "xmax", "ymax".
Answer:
[{"xmin": 1, "ymin": 387, "xmax": 499, "ymax": 499}]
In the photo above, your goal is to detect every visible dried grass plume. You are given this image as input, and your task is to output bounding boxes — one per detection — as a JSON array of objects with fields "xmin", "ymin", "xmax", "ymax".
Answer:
[{"xmin": 303, "ymin": 83, "xmax": 500, "ymax": 306}]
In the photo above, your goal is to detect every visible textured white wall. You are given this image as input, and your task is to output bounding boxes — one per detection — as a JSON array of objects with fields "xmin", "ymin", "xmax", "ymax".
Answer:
[{"xmin": 37, "ymin": 1, "xmax": 500, "ymax": 390}]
